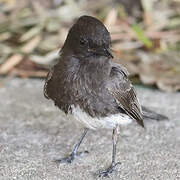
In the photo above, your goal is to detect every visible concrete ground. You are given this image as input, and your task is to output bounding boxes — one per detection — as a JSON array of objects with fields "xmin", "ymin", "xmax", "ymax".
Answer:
[{"xmin": 0, "ymin": 78, "xmax": 180, "ymax": 180}]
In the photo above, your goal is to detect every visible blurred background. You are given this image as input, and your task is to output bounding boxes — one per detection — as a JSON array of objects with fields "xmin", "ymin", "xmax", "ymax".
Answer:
[{"xmin": 0, "ymin": 0, "xmax": 180, "ymax": 92}]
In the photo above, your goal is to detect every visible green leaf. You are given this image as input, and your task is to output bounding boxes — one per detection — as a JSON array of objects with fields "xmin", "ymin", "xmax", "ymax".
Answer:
[{"xmin": 132, "ymin": 24, "xmax": 153, "ymax": 48}]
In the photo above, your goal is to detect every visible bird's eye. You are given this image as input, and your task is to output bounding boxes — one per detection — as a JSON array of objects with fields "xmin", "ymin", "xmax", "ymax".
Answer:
[{"xmin": 80, "ymin": 38, "xmax": 88, "ymax": 46}]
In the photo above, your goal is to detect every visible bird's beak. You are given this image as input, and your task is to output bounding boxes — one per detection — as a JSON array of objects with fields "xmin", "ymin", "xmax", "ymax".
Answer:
[
  {"xmin": 104, "ymin": 48, "xmax": 113, "ymax": 58},
  {"xmin": 88, "ymin": 47, "xmax": 114, "ymax": 58}
]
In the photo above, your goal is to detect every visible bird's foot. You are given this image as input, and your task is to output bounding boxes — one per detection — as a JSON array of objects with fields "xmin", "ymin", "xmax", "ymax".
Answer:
[
  {"xmin": 98, "ymin": 162, "xmax": 121, "ymax": 177},
  {"xmin": 55, "ymin": 150, "xmax": 89, "ymax": 164}
]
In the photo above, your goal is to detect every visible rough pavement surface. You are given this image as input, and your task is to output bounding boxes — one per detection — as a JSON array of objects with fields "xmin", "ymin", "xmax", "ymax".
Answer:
[{"xmin": 0, "ymin": 78, "xmax": 180, "ymax": 180}]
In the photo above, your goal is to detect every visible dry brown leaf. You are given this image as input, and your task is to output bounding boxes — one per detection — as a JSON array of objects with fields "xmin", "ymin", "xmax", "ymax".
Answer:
[
  {"xmin": 12, "ymin": 68, "xmax": 47, "ymax": 78},
  {"xmin": 21, "ymin": 35, "xmax": 41, "ymax": 54},
  {"xmin": 104, "ymin": 8, "xmax": 118, "ymax": 28},
  {"xmin": 138, "ymin": 52, "xmax": 180, "ymax": 92},
  {"xmin": 156, "ymin": 78, "xmax": 180, "ymax": 92},
  {"xmin": 0, "ymin": 54, "xmax": 24, "ymax": 74},
  {"xmin": 143, "ymin": 12, "xmax": 153, "ymax": 27}
]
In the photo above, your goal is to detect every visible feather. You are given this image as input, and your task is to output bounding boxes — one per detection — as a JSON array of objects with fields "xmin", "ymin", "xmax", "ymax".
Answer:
[{"xmin": 107, "ymin": 63, "xmax": 144, "ymax": 127}]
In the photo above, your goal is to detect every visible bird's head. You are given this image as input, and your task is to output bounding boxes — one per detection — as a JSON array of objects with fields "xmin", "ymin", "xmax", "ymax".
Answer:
[{"xmin": 61, "ymin": 15, "xmax": 113, "ymax": 60}]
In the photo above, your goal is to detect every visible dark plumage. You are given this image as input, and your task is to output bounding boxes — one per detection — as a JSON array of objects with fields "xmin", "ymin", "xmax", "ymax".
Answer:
[
  {"xmin": 43, "ymin": 15, "xmax": 166, "ymax": 177},
  {"xmin": 44, "ymin": 15, "xmax": 144, "ymax": 128}
]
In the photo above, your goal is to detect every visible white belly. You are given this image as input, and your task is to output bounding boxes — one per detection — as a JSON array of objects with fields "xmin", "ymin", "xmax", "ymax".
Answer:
[{"xmin": 67, "ymin": 105, "xmax": 133, "ymax": 130}]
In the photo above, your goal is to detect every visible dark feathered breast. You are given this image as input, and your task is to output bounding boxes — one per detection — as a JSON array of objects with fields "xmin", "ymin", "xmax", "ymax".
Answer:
[
  {"xmin": 44, "ymin": 58, "xmax": 144, "ymax": 128},
  {"xmin": 44, "ymin": 58, "xmax": 120, "ymax": 117}
]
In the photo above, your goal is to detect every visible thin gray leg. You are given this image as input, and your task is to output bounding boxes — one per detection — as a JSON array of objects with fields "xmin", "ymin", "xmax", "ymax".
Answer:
[
  {"xmin": 98, "ymin": 125, "xmax": 121, "ymax": 177},
  {"xmin": 72, "ymin": 128, "xmax": 88, "ymax": 155},
  {"xmin": 56, "ymin": 128, "xmax": 89, "ymax": 164}
]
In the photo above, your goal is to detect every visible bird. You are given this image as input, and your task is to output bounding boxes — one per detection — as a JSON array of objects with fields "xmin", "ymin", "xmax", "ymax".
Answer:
[{"xmin": 44, "ymin": 15, "xmax": 167, "ymax": 177}]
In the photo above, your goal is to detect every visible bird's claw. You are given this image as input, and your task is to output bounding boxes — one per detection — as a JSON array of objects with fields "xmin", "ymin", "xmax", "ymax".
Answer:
[
  {"xmin": 55, "ymin": 150, "xmax": 89, "ymax": 164},
  {"xmin": 98, "ymin": 162, "xmax": 121, "ymax": 177}
]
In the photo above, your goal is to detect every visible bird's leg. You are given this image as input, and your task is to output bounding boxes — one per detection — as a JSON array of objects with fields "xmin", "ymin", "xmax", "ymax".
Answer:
[
  {"xmin": 56, "ymin": 128, "xmax": 89, "ymax": 164},
  {"xmin": 98, "ymin": 126, "xmax": 121, "ymax": 177}
]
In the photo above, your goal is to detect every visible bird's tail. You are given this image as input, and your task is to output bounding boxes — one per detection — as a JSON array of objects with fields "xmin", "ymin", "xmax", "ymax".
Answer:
[{"xmin": 142, "ymin": 106, "xmax": 168, "ymax": 121}]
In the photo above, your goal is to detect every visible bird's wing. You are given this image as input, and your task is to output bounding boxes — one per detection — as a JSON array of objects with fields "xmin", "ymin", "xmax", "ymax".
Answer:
[{"xmin": 107, "ymin": 63, "xmax": 144, "ymax": 127}]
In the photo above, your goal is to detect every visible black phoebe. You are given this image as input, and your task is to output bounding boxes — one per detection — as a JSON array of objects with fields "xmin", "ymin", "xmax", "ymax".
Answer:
[{"xmin": 44, "ymin": 15, "xmax": 166, "ymax": 177}]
